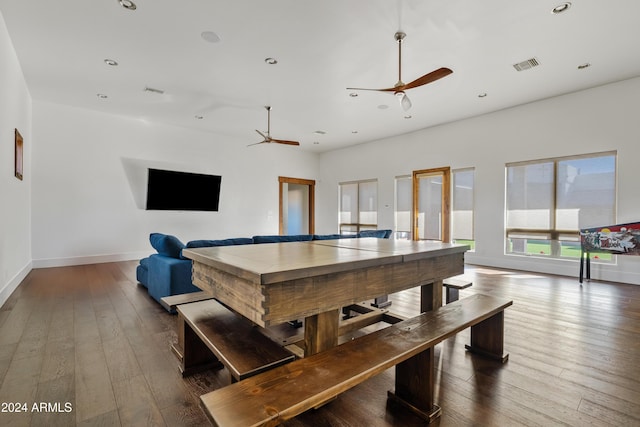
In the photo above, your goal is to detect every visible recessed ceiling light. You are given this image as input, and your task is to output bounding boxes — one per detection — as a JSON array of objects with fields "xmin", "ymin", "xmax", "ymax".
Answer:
[
  {"xmin": 97, "ymin": 93, "xmax": 108, "ymax": 99},
  {"xmin": 378, "ymin": 104, "xmax": 389, "ymax": 110},
  {"xmin": 201, "ymin": 31, "xmax": 221, "ymax": 43},
  {"xmin": 264, "ymin": 57, "xmax": 278, "ymax": 65},
  {"xmin": 194, "ymin": 115, "xmax": 204, "ymax": 120},
  {"xmin": 404, "ymin": 115, "xmax": 412, "ymax": 119},
  {"xmin": 552, "ymin": 2, "xmax": 571, "ymax": 14},
  {"xmin": 313, "ymin": 130, "xmax": 326, "ymax": 135},
  {"xmin": 478, "ymin": 93, "xmax": 487, "ymax": 98},
  {"xmin": 351, "ymin": 130, "xmax": 358, "ymax": 134},
  {"xmin": 104, "ymin": 59, "xmax": 118, "ymax": 66},
  {"xmin": 118, "ymin": 0, "xmax": 137, "ymax": 11},
  {"xmin": 349, "ymin": 93, "xmax": 358, "ymax": 97},
  {"xmin": 313, "ymin": 141, "xmax": 320, "ymax": 145},
  {"xmin": 577, "ymin": 63, "xmax": 591, "ymax": 69}
]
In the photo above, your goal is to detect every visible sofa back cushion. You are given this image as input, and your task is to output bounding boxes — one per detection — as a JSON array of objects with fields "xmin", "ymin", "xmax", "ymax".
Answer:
[
  {"xmin": 358, "ymin": 229, "xmax": 393, "ymax": 239},
  {"xmin": 312, "ymin": 234, "xmax": 357, "ymax": 240},
  {"xmin": 185, "ymin": 238, "xmax": 254, "ymax": 248},
  {"xmin": 149, "ymin": 233, "xmax": 185, "ymax": 258},
  {"xmin": 252, "ymin": 234, "xmax": 313, "ymax": 244}
]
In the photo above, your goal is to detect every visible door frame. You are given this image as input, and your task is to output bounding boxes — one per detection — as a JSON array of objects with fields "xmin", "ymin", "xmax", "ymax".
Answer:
[
  {"xmin": 279, "ymin": 176, "xmax": 315, "ymax": 235},
  {"xmin": 412, "ymin": 167, "xmax": 451, "ymax": 243}
]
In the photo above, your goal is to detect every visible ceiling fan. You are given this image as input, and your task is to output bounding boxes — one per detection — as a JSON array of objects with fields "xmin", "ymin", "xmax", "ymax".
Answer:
[
  {"xmin": 249, "ymin": 106, "xmax": 300, "ymax": 147},
  {"xmin": 347, "ymin": 31, "xmax": 452, "ymax": 111}
]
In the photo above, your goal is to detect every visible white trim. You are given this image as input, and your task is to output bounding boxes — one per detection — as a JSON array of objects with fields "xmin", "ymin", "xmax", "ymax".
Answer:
[
  {"xmin": 0, "ymin": 261, "xmax": 32, "ymax": 308},
  {"xmin": 32, "ymin": 251, "xmax": 149, "ymax": 269},
  {"xmin": 465, "ymin": 252, "xmax": 640, "ymax": 285}
]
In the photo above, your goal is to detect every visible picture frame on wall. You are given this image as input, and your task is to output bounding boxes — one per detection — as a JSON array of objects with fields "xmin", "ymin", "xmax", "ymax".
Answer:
[{"xmin": 15, "ymin": 128, "xmax": 23, "ymax": 180}]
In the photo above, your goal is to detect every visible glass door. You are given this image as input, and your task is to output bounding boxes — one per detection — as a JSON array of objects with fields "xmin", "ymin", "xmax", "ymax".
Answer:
[
  {"xmin": 412, "ymin": 167, "xmax": 451, "ymax": 242},
  {"xmin": 279, "ymin": 177, "xmax": 315, "ymax": 235}
]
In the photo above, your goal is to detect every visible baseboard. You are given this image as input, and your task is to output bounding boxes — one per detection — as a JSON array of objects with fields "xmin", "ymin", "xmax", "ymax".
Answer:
[
  {"xmin": 0, "ymin": 261, "xmax": 32, "ymax": 308},
  {"xmin": 465, "ymin": 253, "xmax": 640, "ymax": 285},
  {"xmin": 32, "ymin": 251, "xmax": 149, "ymax": 269}
]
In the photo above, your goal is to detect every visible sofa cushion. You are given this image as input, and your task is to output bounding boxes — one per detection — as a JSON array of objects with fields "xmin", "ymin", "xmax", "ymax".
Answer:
[
  {"xmin": 313, "ymin": 234, "xmax": 357, "ymax": 240},
  {"xmin": 149, "ymin": 233, "xmax": 185, "ymax": 258},
  {"xmin": 136, "ymin": 257, "xmax": 150, "ymax": 288},
  {"xmin": 252, "ymin": 234, "xmax": 313, "ymax": 244},
  {"xmin": 186, "ymin": 237, "xmax": 254, "ymax": 248},
  {"xmin": 358, "ymin": 229, "xmax": 392, "ymax": 238},
  {"xmin": 147, "ymin": 254, "xmax": 199, "ymax": 312}
]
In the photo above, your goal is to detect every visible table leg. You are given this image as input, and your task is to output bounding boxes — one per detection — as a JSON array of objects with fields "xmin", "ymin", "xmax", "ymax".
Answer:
[
  {"xmin": 420, "ymin": 280, "xmax": 442, "ymax": 313},
  {"xmin": 388, "ymin": 347, "xmax": 441, "ymax": 423},
  {"xmin": 304, "ymin": 309, "xmax": 340, "ymax": 356}
]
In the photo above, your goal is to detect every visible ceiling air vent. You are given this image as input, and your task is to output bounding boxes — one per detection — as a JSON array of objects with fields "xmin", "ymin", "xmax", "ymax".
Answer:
[
  {"xmin": 143, "ymin": 86, "xmax": 165, "ymax": 95},
  {"xmin": 513, "ymin": 57, "xmax": 540, "ymax": 72}
]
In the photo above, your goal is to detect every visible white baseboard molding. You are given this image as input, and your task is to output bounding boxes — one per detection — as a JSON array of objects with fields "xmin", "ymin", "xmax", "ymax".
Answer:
[
  {"xmin": 32, "ymin": 251, "xmax": 149, "ymax": 269},
  {"xmin": 0, "ymin": 261, "xmax": 32, "ymax": 308},
  {"xmin": 465, "ymin": 253, "xmax": 640, "ymax": 285}
]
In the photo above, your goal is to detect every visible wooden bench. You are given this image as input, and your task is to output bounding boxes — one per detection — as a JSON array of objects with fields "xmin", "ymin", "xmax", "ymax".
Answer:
[
  {"xmin": 173, "ymin": 299, "xmax": 295, "ymax": 382},
  {"xmin": 200, "ymin": 293, "xmax": 512, "ymax": 426},
  {"xmin": 443, "ymin": 276, "xmax": 473, "ymax": 303},
  {"xmin": 160, "ymin": 290, "xmax": 215, "ymax": 312}
]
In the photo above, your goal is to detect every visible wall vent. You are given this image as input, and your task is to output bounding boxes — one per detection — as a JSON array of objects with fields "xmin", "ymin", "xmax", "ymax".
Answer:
[
  {"xmin": 513, "ymin": 57, "xmax": 540, "ymax": 72},
  {"xmin": 143, "ymin": 86, "xmax": 165, "ymax": 95}
]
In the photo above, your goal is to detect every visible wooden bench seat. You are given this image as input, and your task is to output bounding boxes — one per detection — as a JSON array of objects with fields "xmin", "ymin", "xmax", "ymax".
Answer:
[
  {"xmin": 200, "ymin": 293, "xmax": 512, "ymax": 426},
  {"xmin": 174, "ymin": 299, "xmax": 295, "ymax": 381},
  {"xmin": 160, "ymin": 290, "xmax": 215, "ymax": 312},
  {"xmin": 443, "ymin": 276, "xmax": 473, "ymax": 303}
]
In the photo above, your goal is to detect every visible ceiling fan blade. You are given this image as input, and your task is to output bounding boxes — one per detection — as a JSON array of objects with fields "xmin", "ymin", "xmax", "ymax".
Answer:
[
  {"xmin": 399, "ymin": 67, "xmax": 453, "ymax": 91},
  {"xmin": 249, "ymin": 106, "xmax": 299, "ymax": 147},
  {"xmin": 271, "ymin": 138, "xmax": 300, "ymax": 146},
  {"xmin": 346, "ymin": 86, "xmax": 398, "ymax": 93},
  {"xmin": 347, "ymin": 69, "xmax": 452, "ymax": 93}
]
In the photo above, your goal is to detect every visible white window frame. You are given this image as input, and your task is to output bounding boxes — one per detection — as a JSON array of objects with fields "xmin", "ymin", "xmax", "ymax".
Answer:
[
  {"xmin": 338, "ymin": 179, "xmax": 378, "ymax": 234},
  {"xmin": 505, "ymin": 151, "xmax": 617, "ymax": 259}
]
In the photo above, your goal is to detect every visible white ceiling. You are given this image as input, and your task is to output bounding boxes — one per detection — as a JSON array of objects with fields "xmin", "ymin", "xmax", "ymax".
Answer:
[{"xmin": 2, "ymin": 1, "xmax": 640, "ymax": 152}]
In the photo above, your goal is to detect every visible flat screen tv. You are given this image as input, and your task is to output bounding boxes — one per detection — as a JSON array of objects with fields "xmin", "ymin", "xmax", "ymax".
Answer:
[{"xmin": 146, "ymin": 168, "xmax": 221, "ymax": 211}]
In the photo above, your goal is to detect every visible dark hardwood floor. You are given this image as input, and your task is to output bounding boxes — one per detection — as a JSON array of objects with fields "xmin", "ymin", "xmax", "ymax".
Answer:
[{"xmin": 0, "ymin": 261, "xmax": 639, "ymax": 426}]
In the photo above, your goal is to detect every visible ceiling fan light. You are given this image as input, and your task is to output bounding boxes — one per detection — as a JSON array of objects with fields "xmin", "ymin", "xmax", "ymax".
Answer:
[{"xmin": 400, "ymin": 93, "xmax": 412, "ymax": 111}]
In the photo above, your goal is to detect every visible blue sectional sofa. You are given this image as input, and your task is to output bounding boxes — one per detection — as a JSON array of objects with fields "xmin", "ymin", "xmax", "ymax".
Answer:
[{"xmin": 136, "ymin": 230, "xmax": 392, "ymax": 312}]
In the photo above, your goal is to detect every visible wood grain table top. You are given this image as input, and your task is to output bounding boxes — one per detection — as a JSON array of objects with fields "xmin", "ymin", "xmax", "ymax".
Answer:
[{"xmin": 182, "ymin": 238, "xmax": 469, "ymax": 285}]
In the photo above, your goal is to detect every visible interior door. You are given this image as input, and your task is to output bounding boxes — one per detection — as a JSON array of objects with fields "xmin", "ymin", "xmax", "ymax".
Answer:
[
  {"xmin": 412, "ymin": 167, "xmax": 451, "ymax": 242},
  {"xmin": 279, "ymin": 177, "xmax": 315, "ymax": 235}
]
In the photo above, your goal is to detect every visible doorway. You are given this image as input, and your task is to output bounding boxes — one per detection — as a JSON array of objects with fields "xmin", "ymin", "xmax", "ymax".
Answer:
[
  {"xmin": 279, "ymin": 177, "xmax": 315, "ymax": 235},
  {"xmin": 412, "ymin": 167, "xmax": 451, "ymax": 242}
]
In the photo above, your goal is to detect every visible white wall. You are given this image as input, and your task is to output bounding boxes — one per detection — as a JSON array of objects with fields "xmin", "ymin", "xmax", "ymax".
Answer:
[
  {"xmin": 31, "ymin": 102, "xmax": 319, "ymax": 267},
  {"xmin": 0, "ymin": 11, "xmax": 32, "ymax": 307},
  {"xmin": 317, "ymin": 77, "xmax": 640, "ymax": 285},
  {"xmin": 4, "ymin": 2, "xmax": 639, "ymax": 294}
]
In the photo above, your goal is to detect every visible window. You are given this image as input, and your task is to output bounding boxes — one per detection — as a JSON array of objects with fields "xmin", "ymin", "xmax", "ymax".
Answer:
[
  {"xmin": 506, "ymin": 152, "xmax": 616, "ymax": 259},
  {"xmin": 395, "ymin": 170, "xmax": 475, "ymax": 244},
  {"xmin": 394, "ymin": 175, "xmax": 412, "ymax": 240},
  {"xmin": 339, "ymin": 180, "xmax": 377, "ymax": 234},
  {"xmin": 452, "ymin": 168, "xmax": 475, "ymax": 250}
]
